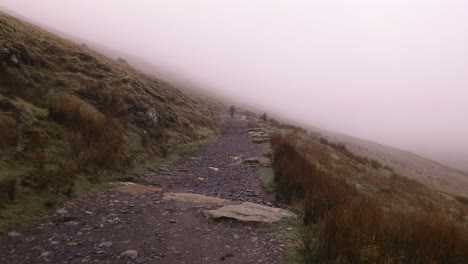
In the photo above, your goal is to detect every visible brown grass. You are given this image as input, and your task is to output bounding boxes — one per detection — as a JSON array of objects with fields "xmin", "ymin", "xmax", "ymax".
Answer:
[
  {"xmin": 49, "ymin": 95, "xmax": 133, "ymax": 171},
  {"xmin": 0, "ymin": 175, "xmax": 17, "ymax": 207},
  {"xmin": 270, "ymin": 133, "xmax": 468, "ymax": 263}
]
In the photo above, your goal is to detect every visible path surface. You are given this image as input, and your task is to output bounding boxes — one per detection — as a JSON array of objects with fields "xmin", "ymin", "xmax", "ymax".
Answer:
[{"xmin": 0, "ymin": 115, "xmax": 285, "ymax": 264}]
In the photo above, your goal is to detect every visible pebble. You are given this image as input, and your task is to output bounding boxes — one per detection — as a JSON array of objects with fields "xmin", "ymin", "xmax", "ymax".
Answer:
[
  {"xmin": 169, "ymin": 219, "xmax": 176, "ymax": 224},
  {"xmin": 41, "ymin": 251, "xmax": 52, "ymax": 258},
  {"xmin": 57, "ymin": 209, "xmax": 68, "ymax": 214}
]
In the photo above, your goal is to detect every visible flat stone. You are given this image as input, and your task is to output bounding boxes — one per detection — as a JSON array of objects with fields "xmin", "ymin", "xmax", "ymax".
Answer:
[
  {"xmin": 56, "ymin": 208, "xmax": 68, "ymax": 215},
  {"xmin": 7, "ymin": 231, "xmax": 23, "ymax": 238},
  {"xmin": 65, "ymin": 221, "xmax": 79, "ymax": 227},
  {"xmin": 163, "ymin": 193, "xmax": 231, "ymax": 205},
  {"xmin": 252, "ymin": 138, "xmax": 269, "ymax": 144},
  {"xmin": 241, "ymin": 158, "xmax": 260, "ymax": 164},
  {"xmin": 120, "ymin": 250, "xmax": 138, "ymax": 259},
  {"xmin": 41, "ymin": 251, "xmax": 52, "ymax": 258},
  {"xmin": 99, "ymin": 241, "xmax": 113, "ymax": 248},
  {"xmin": 204, "ymin": 202, "xmax": 296, "ymax": 223},
  {"xmin": 115, "ymin": 184, "xmax": 162, "ymax": 195},
  {"xmin": 208, "ymin": 167, "xmax": 219, "ymax": 171}
]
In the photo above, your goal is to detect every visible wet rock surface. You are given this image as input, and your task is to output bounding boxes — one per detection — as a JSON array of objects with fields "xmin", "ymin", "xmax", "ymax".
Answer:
[{"xmin": 0, "ymin": 115, "xmax": 284, "ymax": 264}]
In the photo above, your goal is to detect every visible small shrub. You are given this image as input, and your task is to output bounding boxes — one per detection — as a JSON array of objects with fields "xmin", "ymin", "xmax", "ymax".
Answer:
[
  {"xmin": 370, "ymin": 159, "xmax": 383, "ymax": 169},
  {"xmin": 455, "ymin": 195, "xmax": 468, "ymax": 206},
  {"xmin": 319, "ymin": 137, "xmax": 328, "ymax": 145}
]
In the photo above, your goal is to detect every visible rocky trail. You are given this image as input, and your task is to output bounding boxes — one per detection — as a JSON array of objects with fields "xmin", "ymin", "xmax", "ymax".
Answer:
[{"xmin": 0, "ymin": 114, "xmax": 294, "ymax": 264}]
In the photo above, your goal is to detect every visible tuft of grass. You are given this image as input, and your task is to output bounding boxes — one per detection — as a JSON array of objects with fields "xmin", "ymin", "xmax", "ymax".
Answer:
[{"xmin": 259, "ymin": 167, "xmax": 276, "ymax": 194}]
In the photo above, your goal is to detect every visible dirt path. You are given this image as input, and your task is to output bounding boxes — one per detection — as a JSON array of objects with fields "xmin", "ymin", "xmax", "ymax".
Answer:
[{"xmin": 0, "ymin": 115, "xmax": 286, "ymax": 264}]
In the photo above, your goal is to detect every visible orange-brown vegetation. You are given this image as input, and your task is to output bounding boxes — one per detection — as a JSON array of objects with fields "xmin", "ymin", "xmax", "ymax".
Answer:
[{"xmin": 271, "ymin": 133, "xmax": 468, "ymax": 263}]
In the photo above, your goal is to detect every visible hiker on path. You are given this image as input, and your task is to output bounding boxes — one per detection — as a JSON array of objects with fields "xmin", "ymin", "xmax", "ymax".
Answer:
[
  {"xmin": 262, "ymin": 112, "xmax": 268, "ymax": 122},
  {"xmin": 229, "ymin": 105, "xmax": 236, "ymax": 118}
]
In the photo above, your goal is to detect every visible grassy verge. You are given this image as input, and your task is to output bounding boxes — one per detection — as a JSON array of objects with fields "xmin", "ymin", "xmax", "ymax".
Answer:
[
  {"xmin": 0, "ymin": 132, "xmax": 217, "ymax": 232},
  {"xmin": 270, "ymin": 133, "xmax": 468, "ymax": 263}
]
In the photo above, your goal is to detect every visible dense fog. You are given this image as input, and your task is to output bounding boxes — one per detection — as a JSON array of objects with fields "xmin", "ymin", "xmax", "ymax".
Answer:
[{"xmin": 2, "ymin": 0, "xmax": 467, "ymax": 170}]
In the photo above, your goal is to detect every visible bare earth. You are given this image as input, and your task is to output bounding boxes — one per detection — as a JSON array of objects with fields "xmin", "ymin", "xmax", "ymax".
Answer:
[{"xmin": 0, "ymin": 115, "xmax": 286, "ymax": 264}]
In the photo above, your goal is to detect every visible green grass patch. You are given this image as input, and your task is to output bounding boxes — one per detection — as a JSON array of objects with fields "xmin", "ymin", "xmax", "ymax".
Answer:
[
  {"xmin": 259, "ymin": 167, "xmax": 276, "ymax": 194},
  {"xmin": 259, "ymin": 219, "xmax": 304, "ymax": 264}
]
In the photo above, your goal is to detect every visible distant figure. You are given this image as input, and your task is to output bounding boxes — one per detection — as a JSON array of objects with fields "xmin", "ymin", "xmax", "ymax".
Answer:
[
  {"xmin": 229, "ymin": 105, "xmax": 236, "ymax": 118},
  {"xmin": 262, "ymin": 112, "xmax": 268, "ymax": 122}
]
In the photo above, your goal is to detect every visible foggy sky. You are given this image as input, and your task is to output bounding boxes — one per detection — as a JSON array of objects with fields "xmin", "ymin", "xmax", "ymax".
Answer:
[{"xmin": 3, "ymin": 0, "xmax": 468, "ymax": 167}]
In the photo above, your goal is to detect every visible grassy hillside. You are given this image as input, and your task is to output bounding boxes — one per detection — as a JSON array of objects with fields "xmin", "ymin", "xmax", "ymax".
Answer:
[
  {"xmin": 0, "ymin": 12, "xmax": 221, "ymax": 229},
  {"xmin": 253, "ymin": 118, "xmax": 468, "ymax": 263}
]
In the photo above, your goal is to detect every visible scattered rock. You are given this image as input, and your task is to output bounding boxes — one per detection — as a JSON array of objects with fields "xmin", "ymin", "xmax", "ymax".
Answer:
[
  {"xmin": 32, "ymin": 246, "xmax": 45, "ymax": 253},
  {"xmin": 40, "ymin": 251, "xmax": 52, "ymax": 258},
  {"xmin": 7, "ymin": 231, "xmax": 22, "ymax": 238},
  {"xmin": 248, "ymin": 128, "xmax": 263, "ymax": 133},
  {"xmin": 208, "ymin": 167, "xmax": 219, "ymax": 171},
  {"xmin": 230, "ymin": 156, "xmax": 241, "ymax": 161},
  {"xmin": 56, "ymin": 208, "xmax": 68, "ymax": 215},
  {"xmin": 120, "ymin": 250, "xmax": 138, "ymax": 259},
  {"xmin": 204, "ymin": 202, "xmax": 296, "ymax": 223},
  {"xmin": 65, "ymin": 221, "xmax": 79, "ymax": 227},
  {"xmin": 98, "ymin": 241, "xmax": 113, "ymax": 248},
  {"xmin": 10, "ymin": 54, "xmax": 18, "ymax": 64},
  {"xmin": 169, "ymin": 220, "xmax": 176, "ymax": 224}
]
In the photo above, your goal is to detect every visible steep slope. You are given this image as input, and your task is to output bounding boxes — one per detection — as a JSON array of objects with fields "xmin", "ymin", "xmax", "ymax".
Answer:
[
  {"xmin": 0, "ymin": 11, "xmax": 221, "ymax": 227},
  {"xmin": 312, "ymin": 128, "xmax": 468, "ymax": 197}
]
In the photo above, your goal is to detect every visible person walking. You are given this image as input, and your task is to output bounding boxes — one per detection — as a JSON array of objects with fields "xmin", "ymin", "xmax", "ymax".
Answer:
[
  {"xmin": 229, "ymin": 105, "xmax": 236, "ymax": 118},
  {"xmin": 262, "ymin": 112, "xmax": 268, "ymax": 122}
]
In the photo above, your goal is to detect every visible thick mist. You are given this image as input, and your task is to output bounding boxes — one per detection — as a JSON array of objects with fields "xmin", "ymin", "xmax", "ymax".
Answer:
[{"xmin": 3, "ymin": 0, "xmax": 468, "ymax": 170}]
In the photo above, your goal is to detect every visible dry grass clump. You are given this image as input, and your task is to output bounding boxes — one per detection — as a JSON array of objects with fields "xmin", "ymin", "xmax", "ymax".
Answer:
[
  {"xmin": 0, "ymin": 175, "xmax": 17, "ymax": 207},
  {"xmin": 268, "ymin": 119, "xmax": 306, "ymax": 134},
  {"xmin": 270, "ymin": 133, "xmax": 468, "ymax": 263},
  {"xmin": 49, "ymin": 95, "xmax": 133, "ymax": 171}
]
